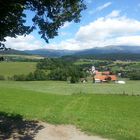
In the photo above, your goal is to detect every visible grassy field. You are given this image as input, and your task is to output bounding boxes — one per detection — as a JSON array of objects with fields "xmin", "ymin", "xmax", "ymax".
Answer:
[
  {"xmin": 0, "ymin": 81, "xmax": 140, "ymax": 140},
  {"xmin": 0, "ymin": 80, "xmax": 139, "ymax": 95},
  {"xmin": 0, "ymin": 61, "xmax": 140, "ymax": 140},
  {"xmin": 1, "ymin": 54, "xmax": 44, "ymax": 60},
  {"xmin": 0, "ymin": 62, "xmax": 37, "ymax": 77}
]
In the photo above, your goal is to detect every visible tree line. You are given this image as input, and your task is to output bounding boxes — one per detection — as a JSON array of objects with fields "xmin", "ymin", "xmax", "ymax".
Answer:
[{"xmin": 10, "ymin": 58, "xmax": 87, "ymax": 83}]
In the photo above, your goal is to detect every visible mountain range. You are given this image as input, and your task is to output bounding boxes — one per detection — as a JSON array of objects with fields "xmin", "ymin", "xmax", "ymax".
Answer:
[
  {"xmin": 1, "ymin": 45, "xmax": 140, "ymax": 57},
  {"xmin": 24, "ymin": 45, "xmax": 140, "ymax": 57}
]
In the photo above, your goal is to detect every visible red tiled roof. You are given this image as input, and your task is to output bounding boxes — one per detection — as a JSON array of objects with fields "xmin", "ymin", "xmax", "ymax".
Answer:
[
  {"xmin": 94, "ymin": 75, "xmax": 107, "ymax": 80},
  {"xmin": 95, "ymin": 71, "xmax": 111, "ymax": 75},
  {"xmin": 94, "ymin": 75, "xmax": 117, "ymax": 81},
  {"xmin": 102, "ymin": 71, "xmax": 110, "ymax": 75},
  {"xmin": 109, "ymin": 75, "xmax": 117, "ymax": 81}
]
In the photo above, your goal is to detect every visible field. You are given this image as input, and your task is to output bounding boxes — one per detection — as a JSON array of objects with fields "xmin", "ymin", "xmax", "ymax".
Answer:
[
  {"xmin": 0, "ymin": 61, "xmax": 140, "ymax": 140},
  {"xmin": 1, "ymin": 54, "xmax": 44, "ymax": 60},
  {"xmin": 0, "ymin": 81, "xmax": 140, "ymax": 140},
  {"xmin": 0, "ymin": 80, "xmax": 140, "ymax": 95},
  {"xmin": 0, "ymin": 62, "xmax": 37, "ymax": 77}
]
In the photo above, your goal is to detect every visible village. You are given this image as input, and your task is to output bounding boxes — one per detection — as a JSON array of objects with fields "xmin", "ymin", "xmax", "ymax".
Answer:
[{"xmin": 81, "ymin": 66, "xmax": 126, "ymax": 84}]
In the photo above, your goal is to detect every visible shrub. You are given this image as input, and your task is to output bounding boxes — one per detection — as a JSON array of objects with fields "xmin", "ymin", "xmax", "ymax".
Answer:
[
  {"xmin": 34, "ymin": 69, "xmax": 47, "ymax": 80},
  {"xmin": 12, "ymin": 74, "xmax": 27, "ymax": 81},
  {"xmin": 129, "ymin": 72, "xmax": 140, "ymax": 80},
  {"xmin": 26, "ymin": 72, "xmax": 35, "ymax": 81},
  {"xmin": 0, "ymin": 75, "xmax": 5, "ymax": 80},
  {"xmin": 47, "ymin": 68, "xmax": 68, "ymax": 81},
  {"xmin": 70, "ymin": 76, "xmax": 79, "ymax": 83}
]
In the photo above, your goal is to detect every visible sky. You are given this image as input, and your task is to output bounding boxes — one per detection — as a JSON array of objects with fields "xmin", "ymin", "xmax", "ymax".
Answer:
[{"xmin": 4, "ymin": 0, "xmax": 140, "ymax": 50}]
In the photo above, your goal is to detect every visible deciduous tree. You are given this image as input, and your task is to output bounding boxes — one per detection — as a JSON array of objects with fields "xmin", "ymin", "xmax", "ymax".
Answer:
[{"xmin": 0, "ymin": 0, "xmax": 85, "ymax": 49}]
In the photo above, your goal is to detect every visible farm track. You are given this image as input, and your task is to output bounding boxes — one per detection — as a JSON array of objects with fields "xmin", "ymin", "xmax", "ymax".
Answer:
[{"xmin": 35, "ymin": 122, "xmax": 109, "ymax": 140}]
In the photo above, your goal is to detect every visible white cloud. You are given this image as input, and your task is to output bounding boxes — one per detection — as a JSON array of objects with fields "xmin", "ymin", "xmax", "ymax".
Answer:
[
  {"xmin": 112, "ymin": 36, "xmax": 140, "ymax": 46},
  {"xmin": 4, "ymin": 11, "xmax": 140, "ymax": 50},
  {"xmin": 76, "ymin": 16, "xmax": 140, "ymax": 43},
  {"xmin": 106, "ymin": 10, "xmax": 121, "ymax": 18},
  {"xmin": 96, "ymin": 2, "xmax": 112, "ymax": 12},
  {"xmin": 45, "ymin": 39, "xmax": 81, "ymax": 50},
  {"xmin": 89, "ymin": 2, "xmax": 112, "ymax": 15},
  {"xmin": 4, "ymin": 35, "xmax": 43, "ymax": 50},
  {"xmin": 47, "ymin": 13, "xmax": 140, "ymax": 50}
]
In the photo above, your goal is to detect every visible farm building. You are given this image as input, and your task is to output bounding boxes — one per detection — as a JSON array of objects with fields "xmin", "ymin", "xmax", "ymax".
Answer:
[
  {"xmin": 95, "ymin": 70, "xmax": 111, "ymax": 75},
  {"xmin": 94, "ymin": 71, "xmax": 117, "ymax": 83}
]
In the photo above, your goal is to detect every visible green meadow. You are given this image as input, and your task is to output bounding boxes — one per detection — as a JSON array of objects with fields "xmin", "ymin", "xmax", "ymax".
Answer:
[
  {"xmin": 0, "ymin": 81, "xmax": 140, "ymax": 140},
  {"xmin": 0, "ymin": 62, "xmax": 36, "ymax": 77},
  {"xmin": 0, "ymin": 80, "xmax": 140, "ymax": 95},
  {"xmin": 0, "ymin": 82, "xmax": 140, "ymax": 140},
  {"xmin": 0, "ymin": 62, "xmax": 140, "ymax": 140}
]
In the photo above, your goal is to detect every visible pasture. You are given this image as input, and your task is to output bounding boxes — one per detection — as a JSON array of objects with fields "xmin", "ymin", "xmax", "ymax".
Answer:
[
  {"xmin": 1, "ymin": 54, "xmax": 44, "ymax": 60},
  {"xmin": 0, "ymin": 62, "xmax": 36, "ymax": 77},
  {"xmin": 0, "ymin": 61, "xmax": 140, "ymax": 140},
  {"xmin": 0, "ymin": 80, "xmax": 139, "ymax": 95},
  {"xmin": 0, "ymin": 80, "xmax": 140, "ymax": 140}
]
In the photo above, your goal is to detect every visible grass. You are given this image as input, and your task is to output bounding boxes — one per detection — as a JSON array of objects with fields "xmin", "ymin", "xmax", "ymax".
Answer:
[
  {"xmin": 0, "ymin": 82, "xmax": 140, "ymax": 140},
  {"xmin": 0, "ymin": 62, "xmax": 36, "ymax": 77},
  {"xmin": 0, "ymin": 61, "xmax": 140, "ymax": 139},
  {"xmin": 1, "ymin": 54, "xmax": 44, "ymax": 59},
  {"xmin": 0, "ymin": 80, "xmax": 139, "ymax": 95}
]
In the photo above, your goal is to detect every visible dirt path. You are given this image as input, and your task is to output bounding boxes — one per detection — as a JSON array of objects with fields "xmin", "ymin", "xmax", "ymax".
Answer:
[{"xmin": 35, "ymin": 122, "xmax": 109, "ymax": 140}]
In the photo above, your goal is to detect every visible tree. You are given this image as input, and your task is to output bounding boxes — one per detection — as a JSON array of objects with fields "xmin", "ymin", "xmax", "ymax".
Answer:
[
  {"xmin": 70, "ymin": 76, "xmax": 79, "ymax": 83},
  {"xmin": 129, "ymin": 72, "xmax": 140, "ymax": 80},
  {"xmin": 34, "ymin": 69, "xmax": 47, "ymax": 80},
  {"xmin": 0, "ymin": 0, "xmax": 85, "ymax": 48}
]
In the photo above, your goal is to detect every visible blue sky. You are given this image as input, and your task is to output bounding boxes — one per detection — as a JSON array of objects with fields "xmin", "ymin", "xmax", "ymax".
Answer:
[{"xmin": 4, "ymin": 0, "xmax": 140, "ymax": 50}]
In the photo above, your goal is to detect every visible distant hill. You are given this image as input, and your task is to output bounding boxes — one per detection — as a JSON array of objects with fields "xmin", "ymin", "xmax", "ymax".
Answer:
[
  {"xmin": 0, "ymin": 49, "xmax": 27, "ymax": 55},
  {"xmin": 1, "ymin": 45, "xmax": 140, "ymax": 58},
  {"xmin": 24, "ymin": 45, "xmax": 140, "ymax": 57},
  {"xmin": 24, "ymin": 49, "xmax": 76, "ymax": 57},
  {"xmin": 62, "ymin": 53, "xmax": 140, "ymax": 61},
  {"xmin": 74, "ymin": 45, "xmax": 140, "ymax": 56}
]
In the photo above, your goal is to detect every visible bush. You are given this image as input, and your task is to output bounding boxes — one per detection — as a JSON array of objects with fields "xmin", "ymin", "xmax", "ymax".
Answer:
[
  {"xmin": 129, "ymin": 72, "xmax": 140, "ymax": 80},
  {"xmin": 0, "ymin": 75, "xmax": 5, "ymax": 80},
  {"xmin": 47, "ymin": 68, "xmax": 68, "ymax": 81},
  {"xmin": 26, "ymin": 72, "xmax": 35, "ymax": 81},
  {"xmin": 34, "ymin": 69, "xmax": 47, "ymax": 80},
  {"xmin": 70, "ymin": 76, "xmax": 79, "ymax": 83},
  {"xmin": 12, "ymin": 74, "xmax": 27, "ymax": 81}
]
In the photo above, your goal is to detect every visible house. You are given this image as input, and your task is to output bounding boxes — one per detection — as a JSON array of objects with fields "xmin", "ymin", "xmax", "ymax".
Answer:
[
  {"xmin": 94, "ymin": 71, "xmax": 117, "ymax": 83},
  {"xmin": 95, "ymin": 70, "xmax": 110, "ymax": 75},
  {"xmin": 94, "ymin": 75, "xmax": 107, "ymax": 81},
  {"xmin": 109, "ymin": 75, "xmax": 117, "ymax": 81},
  {"xmin": 102, "ymin": 71, "xmax": 110, "ymax": 75},
  {"xmin": 94, "ymin": 75, "xmax": 117, "ymax": 83},
  {"xmin": 92, "ymin": 66, "xmax": 117, "ymax": 83}
]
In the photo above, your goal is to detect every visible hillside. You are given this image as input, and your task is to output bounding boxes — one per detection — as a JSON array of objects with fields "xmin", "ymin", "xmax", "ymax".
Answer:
[
  {"xmin": 73, "ymin": 45, "xmax": 140, "ymax": 56},
  {"xmin": 0, "ymin": 49, "xmax": 27, "ymax": 55},
  {"xmin": 24, "ymin": 45, "xmax": 140, "ymax": 57},
  {"xmin": 24, "ymin": 49, "xmax": 76, "ymax": 57},
  {"xmin": 1, "ymin": 45, "xmax": 140, "ymax": 60},
  {"xmin": 62, "ymin": 53, "xmax": 140, "ymax": 61}
]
